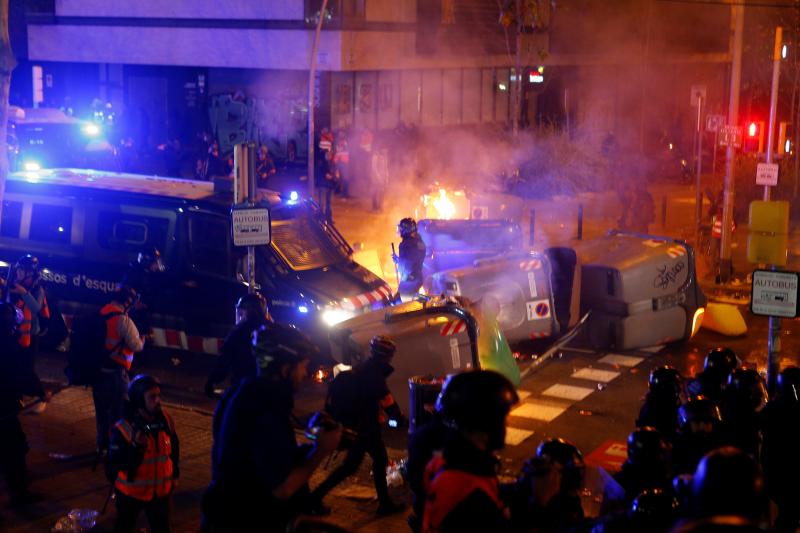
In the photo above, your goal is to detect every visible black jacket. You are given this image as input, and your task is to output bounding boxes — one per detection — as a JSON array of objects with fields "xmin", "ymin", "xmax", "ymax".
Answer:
[
  {"xmin": 205, "ymin": 376, "xmax": 306, "ymax": 532},
  {"xmin": 0, "ymin": 333, "xmax": 44, "ymax": 417},
  {"xmin": 206, "ymin": 318, "xmax": 264, "ymax": 388},
  {"xmin": 327, "ymin": 357, "xmax": 400, "ymax": 433}
]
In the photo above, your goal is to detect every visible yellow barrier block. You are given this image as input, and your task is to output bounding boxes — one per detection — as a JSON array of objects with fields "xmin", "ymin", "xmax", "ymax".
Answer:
[
  {"xmin": 747, "ymin": 233, "xmax": 788, "ymax": 266},
  {"xmin": 700, "ymin": 302, "xmax": 747, "ymax": 337},
  {"xmin": 749, "ymin": 200, "xmax": 789, "ymax": 234}
]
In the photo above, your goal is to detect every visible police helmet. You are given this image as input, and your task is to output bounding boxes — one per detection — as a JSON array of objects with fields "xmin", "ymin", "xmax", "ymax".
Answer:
[
  {"xmin": 691, "ymin": 447, "xmax": 765, "ymax": 521},
  {"xmin": 252, "ymin": 323, "xmax": 318, "ymax": 373},
  {"xmin": 649, "ymin": 366, "xmax": 682, "ymax": 397},
  {"xmin": 398, "ymin": 217, "xmax": 417, "ymax": 238},
  {"xmin": 534, "ymin": 438, "xmax": 585, "ymax": 492},
  {"xmin": 112, "ymin": 286, "xmax": 139, "ymax": 307},
  {"xmin": 137, "ymin": 246, "xmax": 165, "ymax": 272},
  {"xmin": 678, "ymin": 396, "xmax": 721, "ymax": 428},
  {"xmin": 704, "ymin": 347, "xmax": 738, "ymax": 378},
  {"xmin": 236, "ymin": 292, "xmax": 268, "ymax": 318},
  {"xmin": 727, "ymin": 368, "xmax": 767, "ymax": 410},
  {"xmin": 369, "ymin": 335, "xmax": 396, "ymax": 360},
  {"xmin": 627, "ymin": 427, "xmax": 669, "ymax": 465},
  {"xmin": 777, "ymin": 366, "xmax": 800, "ymax": 402},
  {"xmin": 14, "ymin": 254, "xmax": 39, "ymax": 276},
  {"xmin": 128, "ymin": 374, "xmax": 160, "ymax": 411},
  {"xmin": 630, "ymin": 488, "xmax": 680, "ymax": 522},
  {"xmin": 435, "ymin": 370, "xmax": 518, "ymax": 450},
  {"xmin": 0, "ymin": 302, "xmax": 23, "ymax": 336}
]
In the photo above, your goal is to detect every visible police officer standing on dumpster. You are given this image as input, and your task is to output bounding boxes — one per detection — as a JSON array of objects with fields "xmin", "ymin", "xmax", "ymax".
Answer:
[
  {"xmin": 121, "ymin": 246, "xmax": 166, "ymax": 338},
  {"xmin": 422, "ymin": 370, "xmax": 519, "ymax": 532},
  {"xmin": 308, "ymin": 335, "xmax": 407, "ymax": 516},
  {"xmin": 107, "ymin": 374, "xmax": 179, "ymax": 533},
  {"xmin": 204, "ymin": 293, "xmax": 270, "ymax": 397},
  {"xmin": 393, "ymin": 218, "xmax": 426, "ymax": 302},
  {"xmin": 201, "ymin": 325, "xmax": 341, "ymax": 532}
]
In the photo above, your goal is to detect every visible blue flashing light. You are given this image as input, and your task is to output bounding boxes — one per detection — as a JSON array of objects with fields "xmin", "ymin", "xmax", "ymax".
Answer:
[
  {"xmin": 57, "ymin": 226, "xmax": 65, "ymax": 233},
  {"xmin": 298, "ymin": 305, "xmax": 309, "ymax": 313},
  {"xmin": 289, "ymin": 191, "xmax": 299, "ymax": 202},
  {"xmin": 23, "ymin": 161, "xmax": 41, "ymax": 171}
]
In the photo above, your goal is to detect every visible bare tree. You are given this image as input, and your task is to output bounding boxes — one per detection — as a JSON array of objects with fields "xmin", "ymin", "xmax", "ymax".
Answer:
[{"xmin": 0, "ymin": 0, "xmax": 15, "ymax": 218}]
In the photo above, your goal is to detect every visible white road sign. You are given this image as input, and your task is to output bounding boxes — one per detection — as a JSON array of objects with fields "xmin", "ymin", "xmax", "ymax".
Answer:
[
  {"xmin": 751, "ymin": 269, "xmax": 799, "ymax": 318},
  {"xmin": 231, "ymin": 207, "xmax": 271, "ymax": 246},
  {"xmin": 756, "ymin": 163, "xmax": 779, "ymax": 186}
]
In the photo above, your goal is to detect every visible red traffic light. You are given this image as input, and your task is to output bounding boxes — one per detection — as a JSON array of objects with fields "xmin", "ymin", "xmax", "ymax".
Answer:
[{"xmin": 748, "ymin": 122, "xmax": 758, "ymax": 137}]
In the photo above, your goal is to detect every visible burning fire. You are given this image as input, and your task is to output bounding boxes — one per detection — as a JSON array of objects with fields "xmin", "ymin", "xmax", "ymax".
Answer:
[{"xmin": 421, "ymin": 188, "xmax": 468, "ymax": 220}]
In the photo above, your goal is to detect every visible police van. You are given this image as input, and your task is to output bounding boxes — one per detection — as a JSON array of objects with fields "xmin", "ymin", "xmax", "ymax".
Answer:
[{"xmin": 0, "ymin": 168, "xmax": 392, "ymax": 357}]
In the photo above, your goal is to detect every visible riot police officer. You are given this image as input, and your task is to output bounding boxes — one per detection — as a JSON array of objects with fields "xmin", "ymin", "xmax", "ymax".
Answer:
[
  {"xmin": 690, "ymin": 447, "xmax": 766, "ymax": 524},
  {"xmin": 121, "ymin": 246, "xmax": 166, "ymax": 336},
  {"xmin": 0, "ymin": 302, "xmax": 48, "ymax": 508},
  {"xmin": 614, "ymin": 427, "xmax": 672, "ymax": 506},
  {"xmin": 309, "ymin": 335, "xmax": 406, "ymax": 516},
  {"xmin": 202, "ymin": 324, "xmax": 340, "ymax": 533},
  {"xmin": 394, "ymin": 218, "xmax": 426, "ymax": 301},
  {"xmin": 720, "ymin": 368, "xmax": 766, "ymax": 457},
  {"xmin": 637, "ymin": 366, "xmax": 683, "ymax": 442},
  {"xmin": 204, "ymin": 293, "xmax": 270, "ymax": 397},
  {"xmin": 422, "ymin": 370, "xmax": 519, "ymax": 532},
  {"xmin": 508, "ymin": 438, "xmax": 587, "ymax": 533},
  {"xmin": 672, "ymin": 396, "xmax": 722, "ymax": 475},
  {"xmin": 686, "ymin": 347, "xmax": 738, "ymax": 404},
  {"xmin": 760, "ymin": 366, "xmax": 800, "ymax": 532}
]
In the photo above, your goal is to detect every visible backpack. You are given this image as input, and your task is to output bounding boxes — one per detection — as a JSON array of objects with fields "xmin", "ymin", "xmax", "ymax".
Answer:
[
  {"xmin": 325, "ymin": 369, "xmax": 362, "ymax": 428},
  {"xmin": 65, "ymin": 310, "xmax": 122, "ymax": 386}
]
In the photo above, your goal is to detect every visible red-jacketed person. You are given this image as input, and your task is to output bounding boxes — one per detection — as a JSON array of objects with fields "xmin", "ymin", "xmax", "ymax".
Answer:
[{"xmin": 108, "ymin": 375, "xmax": 179, "ymax": 533}]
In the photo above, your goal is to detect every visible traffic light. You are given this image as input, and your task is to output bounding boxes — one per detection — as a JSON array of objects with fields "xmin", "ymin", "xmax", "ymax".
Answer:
[
  {"xmin": 778, "ymin": 121, "xmax": 792, "ymax": 155},
  {"xmin": 744, "ymin": 120, "xmax": 765, "ymax": 153}
]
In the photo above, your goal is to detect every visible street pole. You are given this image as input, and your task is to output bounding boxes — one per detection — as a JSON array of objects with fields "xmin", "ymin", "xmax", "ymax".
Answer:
[
  {"xmin": 234, "ymin": 142, "xmax": 257, "ymax": 294},
  {"xmin": 695, "ymin": 95, "xmax": 703, "ymax": 246},
  {"xmin": 764, "ymin": 26, "xmax": 784, "ymax": 393},
  {"xmin": 307, "ymin": 0, "xmax": 329, "ymax": 204},
  {"xmin": 719, "ymin": 3, "xmax": 744, "ymax": 283},
  {"xmin": 513, "ymin": 0, "xmax": 522, "ymax": 137},
  {"xmin": 0, "ymin": 0, "xmax": 15, "ymax": 223}
]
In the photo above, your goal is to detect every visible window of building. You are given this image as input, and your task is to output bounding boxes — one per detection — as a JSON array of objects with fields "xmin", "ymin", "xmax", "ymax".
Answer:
[
  {"xmin": 29, "ymin": 204, "xmax": 71, "ymax": 244},
  {"xmin": 97, "ymin": 212, "xmax": 169, "ymax": 253},
  {"xmin": 1, "ymin": 201, "xmax": 23, "ymax": 238},
  {"xmin": 188, "ymin": 213, "xmax": 231, "ymax": 277}
]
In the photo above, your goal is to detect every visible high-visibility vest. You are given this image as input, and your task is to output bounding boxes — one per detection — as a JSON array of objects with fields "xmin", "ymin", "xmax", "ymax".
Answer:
[
  {"xmin": 101, "ymin": 302, "xmax": 134, "ymax": 370},
  {"xmin": 113, "ymin": 413, "xmax": 175, "ymax": 501},
  {"xmin": 15, "ymin": 288, "xmax": 49, "ymax": 348},
  {"xmin": 422, "ymin": 454, "xmax": 504, "ymax": 533}
]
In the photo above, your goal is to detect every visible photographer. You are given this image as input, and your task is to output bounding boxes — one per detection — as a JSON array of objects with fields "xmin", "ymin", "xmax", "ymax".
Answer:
[
  {"xmin": 202, "ymin": 324, "xmax": 341, "ymax": 533},
  {"xmin": 308, "ymin": 335, "xmax": 406, "ymax": 516},
  {"xmin": 107, "ymin": 374, "xmax": 179, "ymax": 533}
]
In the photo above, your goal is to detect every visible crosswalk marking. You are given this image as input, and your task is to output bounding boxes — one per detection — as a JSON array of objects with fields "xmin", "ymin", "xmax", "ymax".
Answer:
[
  {"xmin": 505, "ymin": 427, "xmax": 535, "ymax": 446},
  {"xmin": 571, "ymin": 368, "xmax": 620, "ymax": 383},
  {"xmin": 598, "ymin": 354, "xmax": 644, "ymax": 367},
  {"xmin": 542, "ymin": 384, "xmax": 595, "ymax": 401},
  {"xmin": 511, "ymin": 400, "xmax": 568, "ymax": 422},
  {"xmin": 517, "ymin": 390, "xmax": 532, "ymax": 401},
  {"xmin": 639, "ymin": 345, "xmax": 664, "ymax": 353}
]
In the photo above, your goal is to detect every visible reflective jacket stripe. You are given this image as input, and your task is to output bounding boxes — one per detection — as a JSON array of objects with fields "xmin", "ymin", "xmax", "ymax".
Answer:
[
  {"xmin": 101, "ymin": 303, "xmax": 134, "ymax": 370},
  {"xmin": 113, "ymin": 413, "xmax": 175, "ymax": 501}
]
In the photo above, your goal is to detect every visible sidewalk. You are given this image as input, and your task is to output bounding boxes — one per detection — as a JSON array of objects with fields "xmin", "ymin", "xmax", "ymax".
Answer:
[{"xmin": 2, "ymin": 385, "xmax": 411, "ymax": 532}]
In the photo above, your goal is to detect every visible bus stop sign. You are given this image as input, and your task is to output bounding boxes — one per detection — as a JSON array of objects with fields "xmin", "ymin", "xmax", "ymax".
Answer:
[
  {"xmin": 751, "ymin": 269, "xmax": 799, "ymax": 318},
  {"xmin": 231, "ymin": 207, "xmax": 271, "ymax": 247}
]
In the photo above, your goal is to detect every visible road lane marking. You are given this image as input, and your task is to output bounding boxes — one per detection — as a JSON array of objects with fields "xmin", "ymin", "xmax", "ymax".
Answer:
[
  {"xmin": 571, "ymin": 368, "xmax": 620, "ymax": 382},
  {"xmin": 511, "ymin": 401, "xmax": 568, "ymax": 422},
  {"xmin": 598, "ymin": 354, "xmax": 644, "ymax": 367},
  {"xmin": 639, "ymin": 345, "xmax": 664, "ymax": 353},
  {"xmin": 505, "ymin": 427, "xmax": 535, "ymax": 446},
  {"xmin": 542, "ymin": 384, "xmax": 595, "ymax": 401},
  {"xmin": 517, "ymin": 390, "xmax": 532, "ymax": 401}
]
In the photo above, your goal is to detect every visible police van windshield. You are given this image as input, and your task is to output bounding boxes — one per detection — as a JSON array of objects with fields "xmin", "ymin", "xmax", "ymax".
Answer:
[{"xmin": 270, "ymin": 214, "xmax": 349, "ymax": 271}]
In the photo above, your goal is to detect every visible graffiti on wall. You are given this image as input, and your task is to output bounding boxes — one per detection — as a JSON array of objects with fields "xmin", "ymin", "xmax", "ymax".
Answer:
[{"xmin": 208, "ymin": 90, "xmax": 307, "ymax": 155}]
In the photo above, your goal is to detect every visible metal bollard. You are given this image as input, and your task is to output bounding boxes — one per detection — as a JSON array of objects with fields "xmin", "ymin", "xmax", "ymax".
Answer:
[
  {"xmin": 577, "ymin": 204, "xmax": 584, "ymax": 240},
  {"xmin": 529, "ymin": 208, "xmax": 536, "ymax": 246}
]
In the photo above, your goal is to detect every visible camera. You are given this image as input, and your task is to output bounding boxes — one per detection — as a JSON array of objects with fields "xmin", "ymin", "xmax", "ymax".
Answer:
[{"xmin": 305, "ymin": 411, "xmax": 358, "ymax": 449}]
